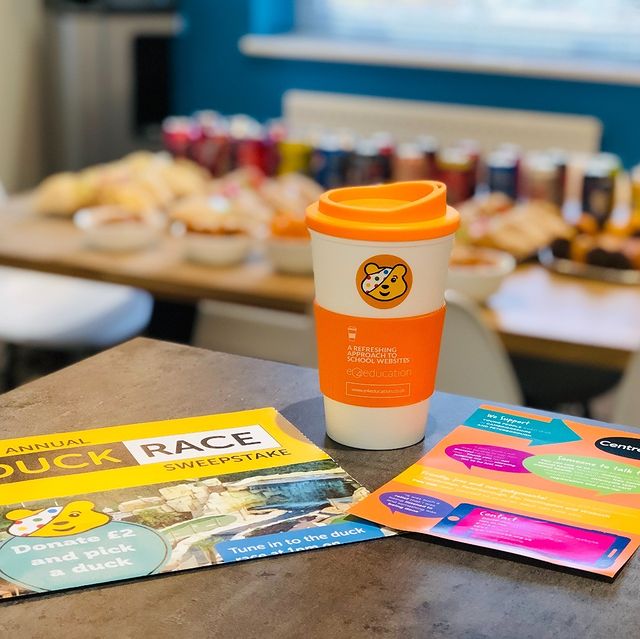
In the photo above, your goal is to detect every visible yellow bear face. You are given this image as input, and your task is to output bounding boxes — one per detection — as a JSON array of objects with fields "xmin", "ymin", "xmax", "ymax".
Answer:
[
  {"xmin": 361, "ymin": 263, "xmax": 408, "ymax": 302},
  {"xmin": 5, "ymin": 500, "xmax": 110, "ymax": 537}
]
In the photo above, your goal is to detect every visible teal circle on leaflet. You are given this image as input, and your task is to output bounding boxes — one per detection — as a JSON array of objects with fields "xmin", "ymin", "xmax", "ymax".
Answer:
[{"xmin": 0, "ymin": 522, "xmax": 170, "ymax": 593}]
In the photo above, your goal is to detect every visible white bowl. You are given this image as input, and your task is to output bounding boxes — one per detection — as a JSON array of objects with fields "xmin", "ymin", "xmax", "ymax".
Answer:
[
  {"xmin": 447, "ymin": 247, "xmax": 516, "ymax": 303},
  {"xmin": 183, "ymin": 232, "xmax": 251, "ymax": 266},
  {"xmin": 266, "ymin": 237, "xmax": 313, "ymax": 275},
  {"xmin": 74, "ymin": 206, "xmax": 165, "ymax": 252}
]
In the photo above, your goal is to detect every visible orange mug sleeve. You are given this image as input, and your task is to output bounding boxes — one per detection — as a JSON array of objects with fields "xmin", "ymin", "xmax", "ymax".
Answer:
[{"xmin": 314, "ymin": 303, "xmax": 446, "ymax": 408}]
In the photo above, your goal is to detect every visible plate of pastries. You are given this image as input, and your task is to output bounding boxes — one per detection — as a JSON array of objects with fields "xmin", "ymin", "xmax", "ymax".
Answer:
[{"xmin": 33, "ymin": 152, "xmax": 322, "ymax": 272}]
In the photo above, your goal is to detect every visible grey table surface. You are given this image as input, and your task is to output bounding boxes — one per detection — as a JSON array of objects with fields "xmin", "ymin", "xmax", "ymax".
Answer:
[{"xmin": 0, "ymin": 338, "xmax": 638, "ymax": 639}]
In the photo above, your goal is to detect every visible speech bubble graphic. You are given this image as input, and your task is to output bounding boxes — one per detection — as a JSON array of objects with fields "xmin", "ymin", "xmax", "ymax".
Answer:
[
  {"xmin": 431, "ymin": 505, "xmax": 629, "ymax": 567},
  {"xmin": 379, "ymin": 492, "xmax": 453, "ymax": 517},
  {"xmin": 445, "ymin": 444, "xmax": 533, "ymax": 473},
  {"xmin": 595, "ymin": 437, "xmax": 640, "ymax": 462},
  {"xmin": 464, "ymin": 408, "xmax": 581, "ymax": 446},
  {"xmin": 523, "ymin": 454, "xmax": 640, "ymax": 495}
]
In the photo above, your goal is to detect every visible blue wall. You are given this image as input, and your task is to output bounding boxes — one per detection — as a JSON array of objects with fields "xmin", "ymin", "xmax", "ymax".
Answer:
[{"xmin": 174, "ymin": 0, "xmax": 640, "ymax": 167}]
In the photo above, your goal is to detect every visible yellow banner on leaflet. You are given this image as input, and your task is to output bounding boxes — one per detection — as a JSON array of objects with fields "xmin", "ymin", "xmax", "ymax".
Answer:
[
  {"xmin": 0, "ymin": 407, "xmax": 391, "ymax": 601},
  {"xmin": 0, "ymin": 408, "xmax": 329, "ymax": 505}
]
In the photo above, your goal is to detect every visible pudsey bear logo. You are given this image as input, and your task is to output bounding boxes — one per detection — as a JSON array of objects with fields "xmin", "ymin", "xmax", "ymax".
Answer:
[
  {"xmin": 357, "ymin": 255, "xmax": 412, "ymax": 309},
  {"xmin": 5, "ymin": 500, "xmax": 110, "ymax": 538}
]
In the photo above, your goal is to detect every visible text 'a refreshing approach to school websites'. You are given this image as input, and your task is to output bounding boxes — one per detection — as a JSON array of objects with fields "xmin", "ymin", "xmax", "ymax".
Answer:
[
  {"xmin": 0, "ymin": 409, "xmax": 392, "ymax": 599},
  {"xmin": 350, "ymin": 405, "xmax": 640, "ymax": 578}
]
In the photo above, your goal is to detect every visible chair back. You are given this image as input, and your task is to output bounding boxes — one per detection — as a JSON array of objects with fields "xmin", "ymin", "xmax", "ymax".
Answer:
[
  {"xmin": 437, "ymin": 290, "xmax": 523, "ymax": 404},
  {"xmin": 613, "ymin": 350, "xmax": 640, "ymax": 428},
  {"xmin": 194, "ymin": 300, "xmax": 317, "ymax": 367}
]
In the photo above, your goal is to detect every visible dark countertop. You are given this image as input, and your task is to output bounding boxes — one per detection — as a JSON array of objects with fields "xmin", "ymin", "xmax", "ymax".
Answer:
[{"xmin": 0, "ymin": 338, "xmax": 637, "ymax": 639}]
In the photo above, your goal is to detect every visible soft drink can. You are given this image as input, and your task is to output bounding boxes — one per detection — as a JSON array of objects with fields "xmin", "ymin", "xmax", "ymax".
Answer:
[
  {"xmin": 632, "ymin": 166, "xmax": 640, "ymax": 212},
  {"xmin": 417, "ymin": 135, "xmax": 439, "ymax": 180},
  {"xmin": 227, "ymin": 115, "xmax": 264, "ymax": 172},
  {"xmin": 456, "ymin": 138, "xmax": 482, "ymax": 197},
  {"xmin": 392, "ymin": 143, "xmax": 428, "ymax": 182},
  {"xmin": 347, "ymin": 139, "xmax": 388, "ymax": 185},
  {"xmin": 309, "ymin": 136, "xmax": 350, "ymax": 188},
  {"xmin": 278, "ymin": 139, "xmax": 313, "ymax": 175},
  {"xmin": 582, "ymin": 163, "xmax": 615, "ymax": 228},
  {"xmin": 190, "ymin": 114, "xmax": 232, "ymax": 176},
  {"xmin": 262, "ymin": 119, "xmax": 286, "ymax": 176},
  {"xmin": 234, "ymin": 137, "xmax": 267, "ymax": 172},
  {"xmin": 436, "ymin": 147, "xmax": 473, "ymax": 204},
  {"xmin": 524, "ymin": 152, "xmax": 561, "ymax": 205},
  {"xmin": 546, "ymin": 148, "xmax": 568, "ymax": 206},
  {"xmin": 162, "ymin": 116, "xmax": 193, "ymax": 158},
  {"xmin": 371, "ymin": 132, "xmax": 395, "ymax": 181},
  {"xmin": 631, "ymin": 165, "xmax": 640, "ymax": 233},
  {"xmin": 487, "ymin": 150, "xmax": 519, "ymax": 200},
  {"xmin": 595, "ymin": 152, "xmax": 622, "ymax": 177}
]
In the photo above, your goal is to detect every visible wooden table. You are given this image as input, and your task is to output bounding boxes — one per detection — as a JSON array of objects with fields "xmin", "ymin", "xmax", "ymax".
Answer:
[
  {"xmin": 1, "ymin": 338, "xmax": 638, "ymax": 639},
  {"xmin": 0, "ymin": 195, "xmax": 314, "ymax": 313},
  {"xmin": 484, "ymin": 264, "xmax": 640, "ymax": 370},
  {"xmin": 2, "ymin": 195, "xmax": 640, "ymax": 369}
]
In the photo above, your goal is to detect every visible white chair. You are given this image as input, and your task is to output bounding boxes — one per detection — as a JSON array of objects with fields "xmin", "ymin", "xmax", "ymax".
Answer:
[
  {"xmin": 612, "ymin": 350, "xmax": 640, "ymax": 428},
  {"xmin": 0, "ymin": 266, "xmax": 153, "ymax": 387},
  {"xmin": 193, "ymin": 299, "xmax": 317, "ymax": 367},
  {"xmin": 0, "ymin": 180, "xmax": 153, "ymax": 389},
  {"xmin": 436, "ymin": 290, "xmax": 523, "ymax": 404},
  {"xmin": 194, "ymin": 292, "xmax": 521, "ymax": 407},
  {"xmin": 0, "ymin": 267, "xmax": 153, "ymax": 348}
]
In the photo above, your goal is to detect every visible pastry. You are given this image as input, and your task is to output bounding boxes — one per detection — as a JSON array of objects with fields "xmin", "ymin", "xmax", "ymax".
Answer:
[
  {"xmin": 270, "ymin": 211, "xmax": 309, "ymax": 239},
  {"xmin": 34, "ymin": 172, "xmax": 94, "ymax": 217},
  {"xmin": 169, "ymin": 194, "xmax": 249, "ymax": 235},
  {"xmin": 160, "ymin": 158, "xmax": 210, "ymax": 198}
]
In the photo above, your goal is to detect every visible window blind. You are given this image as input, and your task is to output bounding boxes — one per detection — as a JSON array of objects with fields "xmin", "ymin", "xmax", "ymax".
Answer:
[{"xmin": 295, "ymin": 0, "xmax": 640, "ymax": 62}]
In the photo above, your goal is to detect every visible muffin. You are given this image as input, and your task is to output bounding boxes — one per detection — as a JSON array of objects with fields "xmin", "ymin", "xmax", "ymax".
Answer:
[
  {"xmin": 170, "ymin": 195, "xmax": 252, "ymax": 266},
  {"xmin": 266, "ymin": 211, "xmax": 313, "ymax": 275},
  {"xmin": 74, "ymin": 205, "xmax": 166, "ymax": 252}
]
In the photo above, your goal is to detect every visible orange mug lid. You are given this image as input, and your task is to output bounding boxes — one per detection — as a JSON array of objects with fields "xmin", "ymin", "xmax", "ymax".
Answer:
[{"xmin": 306, "ymin": 180, "xmax": 460, "ymax": 242}]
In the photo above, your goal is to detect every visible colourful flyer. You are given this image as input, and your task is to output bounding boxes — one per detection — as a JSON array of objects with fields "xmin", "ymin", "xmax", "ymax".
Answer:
[
  {"xmin": 0, "ymin": 408, "xmax": 392, "ymax": 599},
  {"xmin": 349, "ymin": 404, "xmax": 640, "ymax": 578}
]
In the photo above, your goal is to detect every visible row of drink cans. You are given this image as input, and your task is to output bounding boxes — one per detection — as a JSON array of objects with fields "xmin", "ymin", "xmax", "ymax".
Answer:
[{"xmin": 162, "ymin": 111, "xmax": 619, "ymax": 216}]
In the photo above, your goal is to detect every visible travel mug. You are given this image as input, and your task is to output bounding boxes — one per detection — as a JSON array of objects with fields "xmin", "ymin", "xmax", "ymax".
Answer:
[{"xmin": 306, "ymin": 181, "xmax": 460, "ymax": 449}]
